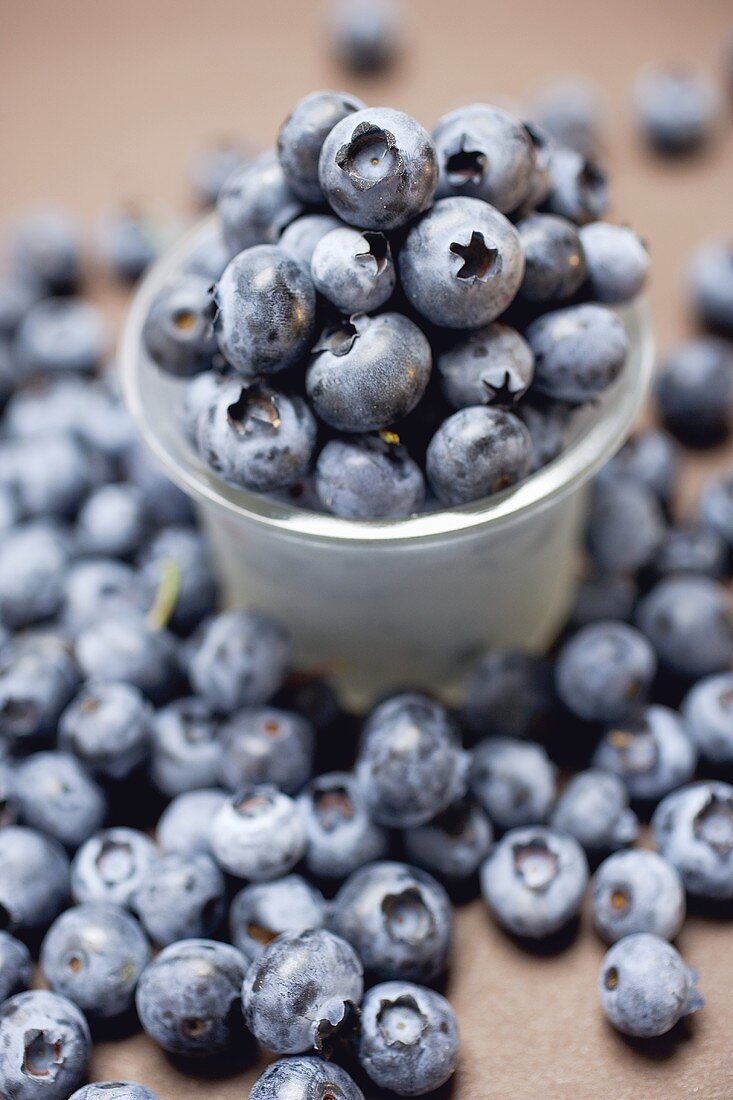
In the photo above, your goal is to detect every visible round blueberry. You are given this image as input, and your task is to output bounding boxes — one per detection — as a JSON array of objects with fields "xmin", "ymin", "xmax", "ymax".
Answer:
[
  {"xmin": 60, "ymin": 680, "xmax": 152, "ymax": 782},
  {"xmin": 0, "ymin": 989, "xmax": 91, "ymax": 1100},
  {"xmin": 71, "ymin": 827, "xmax": 157, "ymax": 909},
  {"xmin": 133, "ymin": 852, "xmax": 225, "ymax": 946},
  {"xmin": 0, "ymin": 629, "xmax": 80, "ymax": 744},
  {"xmin": 550, "ymin": 770, "xmax": 639, "ymax": 853},
  {"xmin": 62, "ymin": 559, "xmax": 147, "ymax": 635},
  {"xmin": 210, "ymin": 786, "xmax": 307, "ymax": 881},
  {"xmin": 593, "ymin": 850, "xmax": 685, "ymax": 944},
  {"xmin": 604, "ymin": 429, "xmax": 679, "ymax": 507},
  {"xmin": 599, "ymin": 933, "xmax": 702, "ymax": 1038},
  {"xmin": 278, "ymin": 213, "xmax": 342, "ymax": 266},
  {"xmin": 527, "ymin": 302, "xmax": 628, "ymax": 404},
  {"xmin": 156, "ymin": 788, "xmax": 228, "ymax": 859},
  {"xmin": 653, "ymin": 523, "xmax": 727, "ymax": 580},
  {"xmin": 76, "ymin": 483, "xmax": 147, "ymax": 560},
  {"xmin": 555, "ymin": 621, "xmax": 657, "ymax": 723},
  {"xmin": 15, "ymin": 297, "xmax": 105, "ymax": 376},
  {"xmin": 150, "ymin": 696, "xmax": 222, "ymax": 797},
  {"xmin": 0, "ymin": 931, "xmax": 33, "ymax": 1002},
  {"xmin": 592, "ymin": 704, "xmax": 697, "ymax": 802},
  {"xmin": 328, "ymin": 0, "xmax": 401, "ymax": 75},
  {"xmin": 229, "ymin": 874, "xmax": 327, "ymax": 963},
  {"xmin": 70, "ymin": 1084, "xmax": 160, "ymax": 1100},
  {"xmin": 137, "ymin": 524, "xmax": 217, "ymax": 635},
  {"xmin": 0, "ymin": 826, "xmax": 70, "ymax": 934},
  {"xmin": 14, "ymin": 751, "xmax": 106, "ymax": 849},
  {"xmin": 218, "ymin": 706, "xmax": 314, "ymax": 794},
  {"xmin": 652, "ymin": 781, "xmax": 733, "ymax": 899},
  {"xmin": 315, "ymin": 434, "xmax": 425, "ymax": 519},
  {"xmin": 297, "ymin": 771, "xmax": 389, "ymax": 880},
  {"xmin": 74, "ymin": 613, "xmax": 180, "ymax": 704},
  {"xmin": 545, "ymin": 149, "xmax": 608, "ymax": 225},
  {"xmin": 636, "ymin": 574, "xmax": 733, "ymax": 679},
  {"xmin": 460, "ymin": 650, "xmax": 553, "ymax": 741},
  {"xmin": 189, "ymin": 139, "xmax": 250, "ymax": 209},
  {"xmin": 529, "ymin": 76, "xmax": 602, "ymax": 157},
  {"xmin": 682, "ymin": 673, "xmax": 733, "ymax": 764},
  {"xmin": 278, "ymin": 90, "xmax": 365, "ymax": 203},
  {"xmin": 187, "ymin": 610, "xmax": 290, "ymax": 713},
  {"xmin": 437, "ymin": 323, "xmax": 534, "ymax": 409},
  {"xmin": 699, "ymin": 471, "xmax": 733, "ymax": 548},
  {"xmin": 217, "ymin": 151, "xmax": 305, "ymax": 254},
  {"xmin": 426, "ymin": 406, "xmax": 533, "ymax": 507},
  {"xmin": 0, "ymin": 522, "xmax": 69, "ymax": 629},
  {"xmin": 634, "ymin": 63, "xmax": 718, "ymax": 154},
  {"xmin": 579, "ymin": 221, "xmax": 649, "ymax": 304},
  {"xmin": 403, "ymin": 797, "xmax": 494, "ymax": 882},
  {"xmin": 250, "ymin": 1057, "xmax": 364, "ymax": 1100},
  {"xmin": 656, "ymin": 337, "xmax": 733, "ymax": 445},
  {"xmin": 569, "ymin": 573, "xmax": 638, "ymax": 629},
  {"xmin": 9, "ymin": 208, "xmax": 80, "ymax": 294},
  {"xmin": 586, "ymin": 477, "xmax": 666, "ymax": 574},
  {"xmin": 470, "ymin": 736, "xmax": 556, "ymax": 829},
  {"xmin": 517, "ymin": 213, "xmax": 587, "ymax": 302},
  {"xmin": 689, "ymin": 237, "xmax": 733, "ymax": 335}
]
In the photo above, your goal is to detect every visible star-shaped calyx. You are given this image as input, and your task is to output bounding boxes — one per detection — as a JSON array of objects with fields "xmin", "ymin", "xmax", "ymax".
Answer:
[{"xmin": 449, "ymin": 230, "xmax": 501, "ymax": 282}]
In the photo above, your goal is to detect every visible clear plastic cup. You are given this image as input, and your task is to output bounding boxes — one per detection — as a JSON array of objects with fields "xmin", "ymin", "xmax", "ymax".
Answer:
[{"xmin": 120, "ymin": 218, "xmax": 654, "ymax": 710}]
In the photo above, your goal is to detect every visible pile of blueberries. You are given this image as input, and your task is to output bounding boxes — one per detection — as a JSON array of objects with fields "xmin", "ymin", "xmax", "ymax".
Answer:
[
  {"xmin": 142, "ymin": 89, "xmax": 652, "ymax": 518},
  {"xmin": 1, "ymin": 67, "xmax": 733, "ymax": 1100}
]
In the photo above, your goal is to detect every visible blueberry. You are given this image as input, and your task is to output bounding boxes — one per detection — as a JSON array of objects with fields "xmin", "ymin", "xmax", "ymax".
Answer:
[
  {"xmin": 70, "ymin": 1085, "xmax": 159, "ymax": 1100},
  {"xmin": 189, "ymin": 139, "xmax": 250, "ymax": 208},
  {"xmin": 0, "ymin": 275, "xmax": 40, "ymax": 339},
  {"xmin": 40, "ymin": 903, "xmax": 150, "ymax": 1018},
  {"xmin": 97, "ymin": 206, "xmax": 162, "ymax": 282},
  {"xmin": 400, "ymin": 196, "xmax": 523, "ymax": 328},
  {"xmin": 74, "ymin": 613, "xmax": 180, "ymax": 704},
  {"xmin": 517, "ymin": 213, "xmax": 587, "ymax": 302},
  {"xmin": 480, "ymin": 826, "xmax": 589, "ymax": 939},
  {"xmin": 555, "ymin": 621, "xmax": 657, "ymax": 724},
  {"xmin": 0, "ymin": 630, "xmax": 80, "ymax": 744},
  {"xmin": 593, "ymin": 850, "xmax": 685, "ymax": 944},
  {"xmin": 356, "ymin": 693, "xmax": 467, "ymax": 827},
  {"xmin": 526, "ymin": 303, "xmax": 628, "ymax": 404},
  {"xmin": 219, "ymin": 706, "xmax": 314, "ymax": 794},
  {"xmin": 136, "ymin": 939, "xmax": 249, "ymax": 1057},
  {"xmin": 71, "ymin": 827, "xmax": 157, "ymax": 909},
  {"xmin": 0, "ymin": 990, "xmax": 90, "ymax": 1100},
  {"xmin": 76, "ymin": 483, "xmax": 147, "ymax": 560},
  {"xmin": 217, "ymin": 151, "xmax": 304, "ymax": 254},
  {"xmin": 229, "ymin": 874, "xmax": 327, "ymax": 963},
  {"xmin": 210, "ymin": 786, "xmax": 306, "ymax": 880},
  {"xmin": 599, "ymin": 933, "xmax": 702, "ymax": 1038},
  {"xmin": 15, "ymin": 298, "xmax": 106, "ymax": 376},
  {"xmin": 138, "ymin": 524, "xmax": 217, "ymax": 635},
  {"xmin": 653, "ymin": 523, "xmax": 727, "ymax": 580},
  {"xmin": 550, "ymin": 770, "xmax": 639, "ymax": 853},
  {"xmin": 698, "ymin": 470, "xmax": 733, "ymax": 548},
  {"xmin": 358, "ymin": 980, "xmax": 458, "ymax": 1097},
  {"xmin": 14, "ymin": 751, "xmax": 106, "ymax": 849},
  {"xmin": 311, "ymin": 227, "xmax": 395, "ymax": 313},
  {"xmin": 156, "ymin": 788, "xmax": 227, "ymax": 858},
  {"xmin": 545, "ymin": 149, "xmax": 608, "ymax": 225},
  {"xmin": 0, "ymin": 931, "xmax": 33, "ymax": 1002},
  {"xmin": 182, "ymin": 226, "xmax": 233, "ymax": 282},
  {"xmin": 0, "ymin": 522, "xmax": 69, "ymax": 628},
  {"xmin": 142, "ymin": 275, "xmax": 218, "ymax": 377},
  {"xmin": 315, "ymin": 434, "xmax": 425, "ymax": 519},
  {"xmin": 682, "ymin": 673, "xmax": 733, "ymax": 764},
  {"xmin": 570, "ymin": 572, "xmax": 638, "ymax": 629},
  {"xmin": 9, "ymin": 208, "xmax": 80, "ymax": 294},
  {"xmin": 133, "ymin": 852, "xmax": 225, "ymax": 946},
  {"xmin": 150, "ymin": 696, "xmax": 221, "ymax": 796},
  {"xmin": 0, "ymin": 433, "xmax": 95, "ymax": 519},
  {"xmin": 688, "ymin": 238, "xmax": 733, "ymax": 335},
  {"xmin": 62, "ymin": 559, "xmax": 146, "ymax": 634},
  {"xmin": 278, "ymin": 213, "xmax": 342, "ymax": 265},
  {"xmin": 433, "ymin": 103, "xmax": 536, "ymax": 214},
  {"xmin": 470, "ymin": 736, "xmax": 556, "ymax": 829},
  {"xmin": 636, "ymin": 574, "xmax": 733, "ymax": 679},
  {"xmin": 586, "ymin": 477, "xmax": 665, "ymax": 573},
  {"xmin": 437, "ymin": 323, "xmax": 534, "ymax": 409},
  {"xmin": 197, "ymin": 379, "xmax": 317, "ymax": 493},
  {"xmin": 602, "ymin": 429, "xmax": 679, "ymax": 507},
  {"xmin": 250, "ymin": 1057, "xmax": 364, "ymax": 1100},
  {"xmin": 656, "ymin": 337, "xmax": 733, "ymax": 445},
  {"xmin": 242, "ymin": 928, "xmax": 363, "ymax": 1055},
  {"xmin": 328, "ymin": 0, "xmax": 401, "ymax": 75},
  {"xmin": 214, "ymin": 245, "xmax": 316, "ymax": 377},
  {"xmin": 278, "ymin": 90, "xmax": 364, "ymax": 203},
  {"xmin": 517, "ymin": 399, "xmax": 572, "ymax": 472},
  {"xmin": 652, "ymin": 781, "xmax": 733, "ymax": 899},
  {"xmin": 460, "ymin": 651, "xmax": 552, "ymax": 741},
  {"xmin": 592, "ymin": 705, "xmax": 697, "ymax": 801},
  {"xmin": 188, "ymin": 610, "xmax": 290, "ymax": 713},
  {"xmin": 319, "ymin": 107, "xmax": 437, "ymax": 232},
  {"xmin": 529, "ymin": 76, "xmax": 602, "ymax": 157},
  {"xmin": 6, "ymin": 376, "xmax": 135, "ymax": 460},
  {"xmin": 297, "ymin": 771, "xmax": 389, "ymax": 880},
  {"xmin": 306, "ymin": 312, "xmax": 432, "ymax": 433},
  {"xmin": 634, "ymin": 63, "xmax": 718, "ymax": 154},
  {"xmin": 426, "ymin": 406, "xmax": 533, "ymax": 507},
  {"xmin": 403, "ymin": 797, "xmax": 494, "ymax": 882},
  {"xmin": 0, "ymin": 826, "xmax": 70, "ymax": 934},
  {"xmin": 579, "ymin": 221, "xmax": 649, "ymax": 304},
  {"xmin": 328, "ymin": 861, "xmax": 452, "ymax": 982}
]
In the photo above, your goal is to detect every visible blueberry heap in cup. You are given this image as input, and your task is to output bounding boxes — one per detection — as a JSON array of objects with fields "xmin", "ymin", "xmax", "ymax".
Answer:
[{"xmin": 142, "ymin": 90, "xmax": 649, "ymax": 518}]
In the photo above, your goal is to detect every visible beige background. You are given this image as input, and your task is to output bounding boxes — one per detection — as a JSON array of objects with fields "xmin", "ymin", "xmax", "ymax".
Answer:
[{"xmin": 1, "ymin": 1, "xmax": 733, "ymax": 1097}]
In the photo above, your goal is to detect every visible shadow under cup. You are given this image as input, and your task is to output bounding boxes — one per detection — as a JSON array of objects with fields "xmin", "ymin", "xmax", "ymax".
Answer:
[{"xmin": 121, "ymin": 219, "xmax": 654, "ymax": 711}]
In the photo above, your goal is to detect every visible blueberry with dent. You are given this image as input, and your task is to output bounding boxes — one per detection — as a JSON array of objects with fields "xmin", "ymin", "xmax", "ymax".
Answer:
[
  {"xmin": 217, "ymin": 151, "xmax": 304, "ymax": 254},
  {"xmin": 213, "ymin": 245, "xmax": 316, "ymax": 377},
  {"xmin": 60, "ymin": 678, "xmax": 151, "ymax": 785},
  {"xmin": 545, "ymin": 148, "xmax": 609, "ymax": 225},
  {"xmin": 277, "ymin": 90, "xmax": 364, "ymax": 203},
  {"xmin": 319, "ymin": 107, "xmax": 437, "ymax": 231},
  {"xmin": 250, "ymin": 1058, "xmax": 364, "ymax": 1100},
  {"xmin": 517, "ymin": 213, "xmax": 587, "ymax": 302},
  {"xmin": 150, "ymin": 696, "xmax": 222, "ymax": 797},
  {"xmin": 358, "ymin": 981, "xmax": 459, "ymax": 1097},
  {"xmin": 592, "ymin": 850, "xmax": 685, "ymax": 944},
  {"xmin": 550, "ymin": 770, "xmax": 639, "ymax": 853},
  {"xmin": 210, "ymin": 785, "xmax": 307, "ymax": 881},
  {"xmin": 592, "ymin": 705, "xmax": 697, "ymax": 802},
  {"xmin": 599, "ymin": 934, "xmax": 702, "ymax": 1038},
  {"xmin": 14, "ymin": 751, "xmax": 106, "ymax": 849},
  {"xmin": 437, "ymin": 323, "xmax": 534, "ymax": 409},
  {"xmin": 298, "ymin": 771, "xmax": 389, "ymax": 880},
  {"xmin": 682, "ymin": 673, "xmax": 733, "ymax": 764},
  {"xmin": 40, "ymin": 903, "xmax": 150, "ymax": 1018},
  {"xmin": 480, "ymin": 826, "xmax": 589, "ymax": 939},
  {"xmin": 142, "ymin": 275, "xmax": 217, "ymax": 377},
  {"xmin": 229, "ymin": 874, "xmax": 327, "ymax": 963},
  {"xmin": 403, "ymin": 797, "xmax": 494, "ymax": 882},
  {"xmin": 432, "ymin": 102, "xmax": 536, "ymax": 213},
  {"xmin": 0, "ymin": 990, "xmax": 91, "ymax": 1100},
  {"xmin": 187, "ymin": 610, "xmax": 290, "ymax": 713},
  {"xmin": 197, "ymin": 380, "xmax": 317, "ymax": 493},
  {"xmin": 426, "ymin": 406, "xmax": 533, "ymax": 507},
  {"xmin": 328, "ymin": 861, "xmax": 453, "ymax": 982},
  {"xmin": 242, "ymin": 928, "xmax": 364, "ymax": 1055},
  {"xmin": 218, "ymin": 706, "xmax": 314, "ymax": 794},
  {"xmin": 311, "ymin": 227, "xmax": 396, "ymax": 313},
  {"xmin": 526, "ymin": 303, "xmax": 628, "ymax": 404},
  {"xmin": 315, "ymin": 434, "xmax": 425, "ymax": 519},
  {"xmin": 306, "ymin": 312, "xmax": 432, "ymax": 433},
  {"xmin": 71, "ymin": 827, "xmax": 157, "ymax": 909},
  {"xmin": 652, "ymin": 781, "xmax": 733, "ymax": 899},
  {"xmin": 399, "ymin": 196, "xmax": 524, "ymax": 328},
  {"xmin": 0, "ymin": 630, "xmax": 80, "ymax": 744}
]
